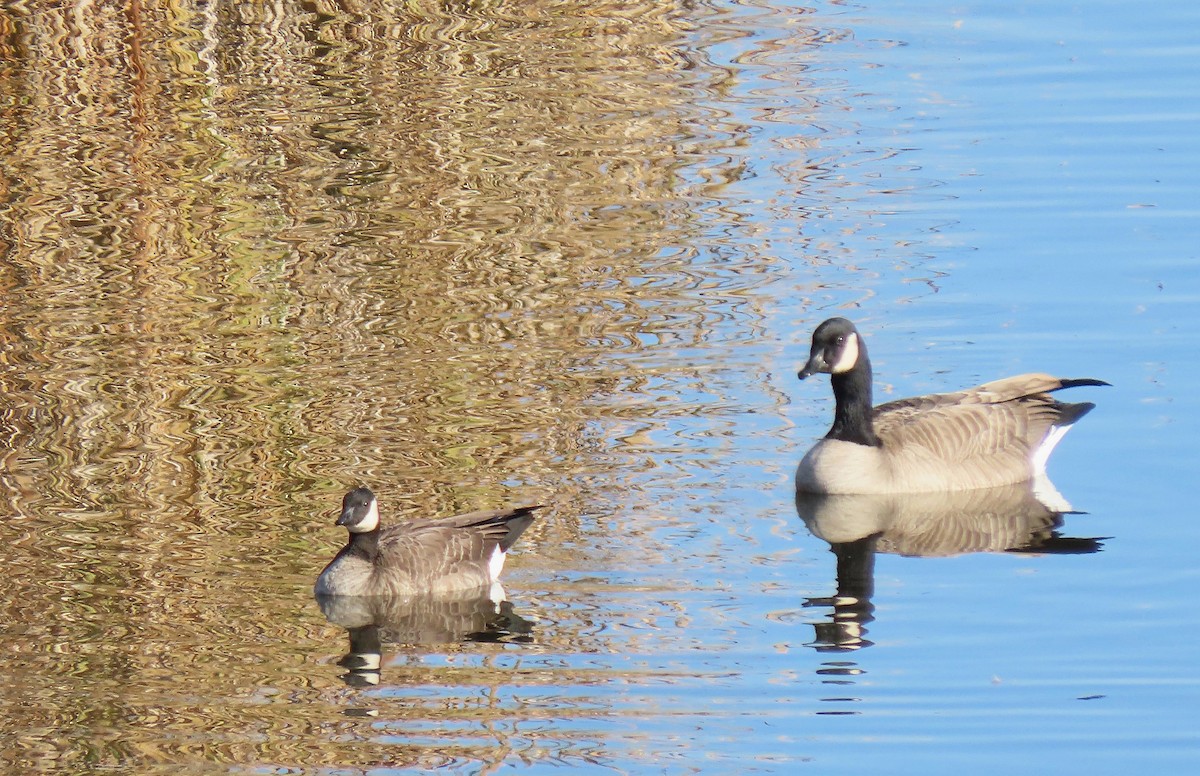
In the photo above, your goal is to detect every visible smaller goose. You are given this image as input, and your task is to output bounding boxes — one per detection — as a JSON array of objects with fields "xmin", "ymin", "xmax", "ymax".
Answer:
[
  {"xmin": 795, "ymin": 317, "xmax": 1107, "ymax": 494},
  {"xmin": 315, "ymin": 487, "xmax": 541, "ymax": 597}
]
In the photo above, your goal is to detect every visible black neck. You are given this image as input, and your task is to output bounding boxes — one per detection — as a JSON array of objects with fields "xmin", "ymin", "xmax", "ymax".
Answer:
[
  {"xmin": 347, "ymin": 528, "xmax": 380, "ymax": 559},
  {"xmin": 826, "ymin": 354, "xmax": 881, "ymax": 447}
]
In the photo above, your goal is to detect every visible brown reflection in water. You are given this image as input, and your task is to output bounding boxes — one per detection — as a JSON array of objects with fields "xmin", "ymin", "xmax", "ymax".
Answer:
[
  {"xmin": 795, "ymin": 481, "xmax": 1106, "ymax": 716},
  {"xmin": 0, "ymin": 1, "xmax": 829, "ymax": 773}
]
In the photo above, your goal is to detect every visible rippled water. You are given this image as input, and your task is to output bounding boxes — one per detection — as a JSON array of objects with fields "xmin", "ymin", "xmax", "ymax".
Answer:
[{"xmin": 0, "ymin": 0, "xmax": 1197, "ymax": 772}]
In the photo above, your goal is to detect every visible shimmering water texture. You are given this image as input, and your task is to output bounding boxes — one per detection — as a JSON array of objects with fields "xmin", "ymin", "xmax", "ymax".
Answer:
[{"xmin": 0, "ymin": 0, "xmax": 1198, "ymax": 773}]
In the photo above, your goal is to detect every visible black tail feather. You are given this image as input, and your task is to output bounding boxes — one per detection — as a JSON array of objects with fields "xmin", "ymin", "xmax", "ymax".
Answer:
[
  {"xmin": 1056, "ymin": 400, "xmax": 1097, "ymax": 426},
  {"xmin": 470, "ymin": 505, "xmax": 543, "ymax": 551},
  {"xmin": 1058, "ymin": 378, "xmax": 1111, "ymax": 390}
]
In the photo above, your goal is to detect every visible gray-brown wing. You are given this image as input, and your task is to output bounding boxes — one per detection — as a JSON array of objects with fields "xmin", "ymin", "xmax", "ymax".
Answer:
[
  {"xmin": 425, "ymin": 505, "xmax": 541, "ymax": 551},
  {"xmin": 872, "ymin": 372, "xmax": 1104, "ymax": 460},
  {"xmin": 874, "ymin": 392, "xmax": 1062, "ymax": 463},
  {"xmin": 376, "ymin": 506, "xmax": 541, "ymax": 583}
]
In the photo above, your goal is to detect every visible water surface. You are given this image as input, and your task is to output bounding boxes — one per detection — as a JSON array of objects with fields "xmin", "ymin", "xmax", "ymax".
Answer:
[{"xmin": 0, "ymin": 0, "xmax": 1197, "ymax": 773}]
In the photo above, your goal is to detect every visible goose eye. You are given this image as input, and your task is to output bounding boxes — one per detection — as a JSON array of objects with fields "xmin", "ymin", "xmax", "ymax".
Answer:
[{"xmin": 835, "ymin": 335, "xmax": 845, "ymax": 346}]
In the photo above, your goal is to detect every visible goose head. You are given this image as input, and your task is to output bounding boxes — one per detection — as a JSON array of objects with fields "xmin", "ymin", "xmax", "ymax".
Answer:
[
  {"xmin": 337, "ymin": 487, "xmax": 380, "ymax": 533},
  {"xmin": 799, "ymin": 317, "xmax": 863, "ymax": 379}
]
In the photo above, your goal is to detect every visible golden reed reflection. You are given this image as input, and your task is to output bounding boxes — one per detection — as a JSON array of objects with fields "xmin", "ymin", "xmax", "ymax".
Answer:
[{"xmin": 0, "ymin": 1, "xmax": 832, "ymax": 772}]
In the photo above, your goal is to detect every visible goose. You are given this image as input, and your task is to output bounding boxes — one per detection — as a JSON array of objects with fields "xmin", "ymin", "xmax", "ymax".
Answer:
[
  {"xmin": 795, "ymin": 317, "xmax": 1107, "ymax": 494},
  {"xmin": 314, "ymin": 487, "xmax": 541, "ymax": 597}
]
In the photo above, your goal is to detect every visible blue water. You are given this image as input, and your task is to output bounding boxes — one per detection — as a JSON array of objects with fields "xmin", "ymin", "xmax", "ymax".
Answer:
[{"xmin": 497, "ymin": 0, "xmax": 1200, "ymax": 771}]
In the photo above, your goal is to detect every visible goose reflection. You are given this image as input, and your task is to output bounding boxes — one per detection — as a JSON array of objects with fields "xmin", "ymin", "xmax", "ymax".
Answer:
[
  {"xmin": 317, "ymin": 589, "xmax": 535, "ymax": 687},
  {"xmin": 796, "ymin": 479, "xmax": 1104, "ymax": 652}
]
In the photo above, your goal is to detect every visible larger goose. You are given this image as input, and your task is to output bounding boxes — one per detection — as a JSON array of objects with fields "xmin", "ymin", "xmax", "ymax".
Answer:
[
  {"xmin": 315, "ymin": 487, "xmax": 541, "ymax": 597},
  {"xmin": 795, "ymin": 317, "xmax": 1107, "ymax": 494}
]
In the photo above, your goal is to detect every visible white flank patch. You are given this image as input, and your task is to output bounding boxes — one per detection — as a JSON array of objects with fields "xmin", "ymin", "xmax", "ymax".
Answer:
[
  {"xmin": 1032, "ymin": 424, "xmax": 1072, "ymax": 474},
  {"xmin": 831, "ymin": 332, "xmax": 860, "ymax": 373},
  {"xmin": 487, "ymin": 544, "xmax": 506, "ymax": 581}
]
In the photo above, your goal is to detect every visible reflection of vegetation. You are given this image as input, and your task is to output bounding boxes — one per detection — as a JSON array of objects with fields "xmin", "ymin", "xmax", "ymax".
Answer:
[{"xmin": 0, "ymin": 2, "xmax": 824, "ymax": 773}]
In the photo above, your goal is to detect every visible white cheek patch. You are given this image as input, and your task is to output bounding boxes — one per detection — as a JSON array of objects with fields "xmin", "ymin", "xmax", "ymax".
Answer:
[
  {"xmin": 350, "ymin": 498, "xmax": 380, "ymax": 533},
  {"xmin": 830, "ymin": 332, "xmax": 860, "ymax": 373}
]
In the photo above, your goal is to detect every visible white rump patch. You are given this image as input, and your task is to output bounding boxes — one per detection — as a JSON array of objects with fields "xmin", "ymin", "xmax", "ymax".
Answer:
[
  {"xmin": 831, "ymin": 332, "xmax": 860, "ymax": 374},
  {"xmin": 487, "ymin": 544, "xmax": 506, "ymax": 582},
  {"xmin": 1032, "ymin": 424, "xmax": 1072, "ymax": 474}
]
